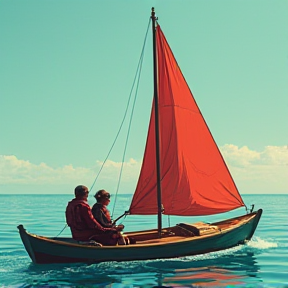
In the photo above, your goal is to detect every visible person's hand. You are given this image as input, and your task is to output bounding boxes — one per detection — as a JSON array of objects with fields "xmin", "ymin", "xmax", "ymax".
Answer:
[{"xmin": 116, "ymin": 224, "xmax": 124, "ymax": 231}]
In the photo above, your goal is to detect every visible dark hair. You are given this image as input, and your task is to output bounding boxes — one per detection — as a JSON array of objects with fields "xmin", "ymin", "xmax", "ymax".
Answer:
[
  {"xmin": 94, "ymin": 189, "xmax": 110, "ymax": 202},
  {"xmin": 74, "ymin": 185, "xmax": 89, "ymax": 197}
]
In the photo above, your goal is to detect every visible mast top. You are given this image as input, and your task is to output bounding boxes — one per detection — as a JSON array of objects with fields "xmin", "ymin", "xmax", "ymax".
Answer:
[{"xmin": 151, "ymin": 7, "xmax": 157, "ymax": 21}]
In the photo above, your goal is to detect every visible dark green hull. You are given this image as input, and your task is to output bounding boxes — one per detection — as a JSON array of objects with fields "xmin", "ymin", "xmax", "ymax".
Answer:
[{"xmin": 18, "ymin": 209, "xmax": 262, "ymax": 264}]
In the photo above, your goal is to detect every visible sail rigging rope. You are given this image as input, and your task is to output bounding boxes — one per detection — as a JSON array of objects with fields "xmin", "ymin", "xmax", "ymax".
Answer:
[
  {"xmin": 89, "ymin": 18, "xmax": 151, "ymax": 219},
  {"xmin": 54, "ymin": 224, "xmax": 68, "ymax": 237},
  {"xmin": 111, "ymin": 21, "xmax": 151, "ymax": 217},
  {"xmin": 55, "ymin": 19, "xmax": 151, "ymax": 238}
]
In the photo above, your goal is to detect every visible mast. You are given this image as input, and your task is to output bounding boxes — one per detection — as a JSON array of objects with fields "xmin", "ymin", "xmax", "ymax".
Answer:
[{"xmin": 151, "ymin": 7, "xmax": 162, "ymax": 237}]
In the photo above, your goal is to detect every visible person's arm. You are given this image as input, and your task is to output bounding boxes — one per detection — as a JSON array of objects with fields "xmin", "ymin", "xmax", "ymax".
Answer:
[
  {"xmin": 81, "ymin": 205, "xmax": 116, "ymax": 232},
  {"xmin": 92, "ymin": 206, "xmax": 111, "ymax": 227}
]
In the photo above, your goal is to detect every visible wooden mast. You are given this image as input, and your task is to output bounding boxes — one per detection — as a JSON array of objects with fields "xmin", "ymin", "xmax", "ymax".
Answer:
[{"xmin": 151, "ymin": 7, "xmax": 162, "ymax": 237}]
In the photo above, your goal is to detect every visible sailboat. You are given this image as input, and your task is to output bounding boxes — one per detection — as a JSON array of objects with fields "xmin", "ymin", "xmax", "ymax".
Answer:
[{"xmin": 18, "ymin": 8, "xmax": 262, "ymax": 264}]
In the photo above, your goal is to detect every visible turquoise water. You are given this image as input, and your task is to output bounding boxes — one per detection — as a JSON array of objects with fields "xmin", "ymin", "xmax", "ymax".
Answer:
[{"xmin": 0, "ymin": 194, "xmax": 287, "ymax": 287}]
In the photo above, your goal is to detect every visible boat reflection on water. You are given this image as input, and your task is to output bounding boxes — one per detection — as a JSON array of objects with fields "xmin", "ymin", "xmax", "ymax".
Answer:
[
  {"xmin": 22, "ymin": 246, "xmax": 260, "ymax": 287},
  {"xmin": 161, "ymin": 267, "xmax": 244, "ymax": 287},
  {"xmin": 150, "ymin": 247, "xmax": 261, "ymax": 287}
]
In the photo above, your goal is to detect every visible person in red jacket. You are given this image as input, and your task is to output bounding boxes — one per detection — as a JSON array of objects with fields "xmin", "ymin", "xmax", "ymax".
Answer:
[
  {"xmin": 65, "ymin": 185, "xmax": 122, "ymax": 245},
  {"xmin": 91, "ymin": 189, "xmax": 136, "ymax": 245}
]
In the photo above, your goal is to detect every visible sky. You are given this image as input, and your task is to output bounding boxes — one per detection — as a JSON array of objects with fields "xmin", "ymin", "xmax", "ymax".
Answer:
[{"xmin": 0, "ymin": 0, "xmax": 287, "ymax": 195}]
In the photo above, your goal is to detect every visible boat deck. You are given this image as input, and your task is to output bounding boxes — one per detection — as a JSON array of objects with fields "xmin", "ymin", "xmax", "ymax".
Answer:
[
  {"xmin": 51, "ymin": 214, "xmax": 251, "ymax": 247},
  {"xmin": 126, "ymin": 214, "xmax": 254, "ymax": 246},
  {"xmin": 126, "ymin": 222, "xmax": 222, "ymax": 245},
  {"xmin": 136, "ymin": 235, "xmax": 187, "ymax": 244}
]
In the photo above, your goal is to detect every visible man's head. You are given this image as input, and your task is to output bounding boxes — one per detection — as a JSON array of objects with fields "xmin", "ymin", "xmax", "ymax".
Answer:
[
  {"xmin": 94, "ymin": 189, "xmax": 111, "ymax": 203},
  {"xmin": 74, "ymin": 185, "xmax": 89, "ymax": 199}
]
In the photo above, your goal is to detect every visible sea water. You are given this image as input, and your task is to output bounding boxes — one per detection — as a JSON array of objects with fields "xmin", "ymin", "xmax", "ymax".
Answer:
[{"xmin": 0, "ymin": 194, "xmax": 287, "ymax": 287}]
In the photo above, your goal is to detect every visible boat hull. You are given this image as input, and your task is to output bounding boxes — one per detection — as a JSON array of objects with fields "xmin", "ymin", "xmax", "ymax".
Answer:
[{"xmin": 18, "ymin": 209, "xmax": 262, "ymax": 264}]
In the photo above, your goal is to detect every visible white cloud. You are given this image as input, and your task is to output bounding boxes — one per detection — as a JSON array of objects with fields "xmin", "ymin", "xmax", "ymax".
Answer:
[
  {"xmin": 0, "ymin": 155, "xmax": 141, "ymax": 188},
  {"xmin": 220, "ymin": 144, "xmax": 288, "ymax": 166},
  {"xmin": 0, "ymin": 155, "xmax": 89, "ymax": 184},
  {"xmin": 220, "ymin": 145, "xmax": 260, "ymax": 167},
  {"xmin": 95, "ymin": 158, "xmax": 141, "ymax": 181},
  {"xmin": 220, "ymin": 145, "xmax": 288, "ymax": 194},
  {"xmin": 0, "ymin": 145, "xmax": 287, "ymax": 194}
]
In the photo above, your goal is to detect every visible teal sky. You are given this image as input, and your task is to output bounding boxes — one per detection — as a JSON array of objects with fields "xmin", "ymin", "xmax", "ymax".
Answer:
[{"xmin": 1, "ymin": 0, "xmax": 287, "ymax": 195}]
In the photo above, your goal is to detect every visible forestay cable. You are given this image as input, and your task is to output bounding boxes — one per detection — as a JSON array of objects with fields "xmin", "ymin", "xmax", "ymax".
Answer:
[
  {"xmin": 89, "ymin": 19, "xmax": 151, "ymax": 202},
  {"xmin": 111, "ymin": 20, "xmax": 151, "ymax": 218},
  {"xmin": 55, "ymin": 20, "xmax": 151, "ymax": 237}
]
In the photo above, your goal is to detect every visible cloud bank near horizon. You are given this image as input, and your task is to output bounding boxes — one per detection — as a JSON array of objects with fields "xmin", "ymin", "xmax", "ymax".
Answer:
[
  {"xmin": 220, "ymin": 145, "xmax": 288, "ymax": 194},
  {"xmin": 0, "ymin": 145, "xmax": 287, "ymax": 194}
]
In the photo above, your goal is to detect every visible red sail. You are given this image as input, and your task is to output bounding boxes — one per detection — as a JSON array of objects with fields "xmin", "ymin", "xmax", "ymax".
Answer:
[{"xmin": 129, "ymin": 25, "xmax": 245, "ymax": 216}]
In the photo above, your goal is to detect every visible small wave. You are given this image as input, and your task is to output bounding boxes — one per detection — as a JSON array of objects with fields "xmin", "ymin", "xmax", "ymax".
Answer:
[{"xmin": 247, "ymin": 236, "xmax": 278, "ymax": 249}]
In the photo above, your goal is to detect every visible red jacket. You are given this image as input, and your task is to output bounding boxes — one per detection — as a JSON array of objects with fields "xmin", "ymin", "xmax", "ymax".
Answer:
[{"xmin": 65, "ymin": 198, "xmax": 115, "ymax": 241}]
